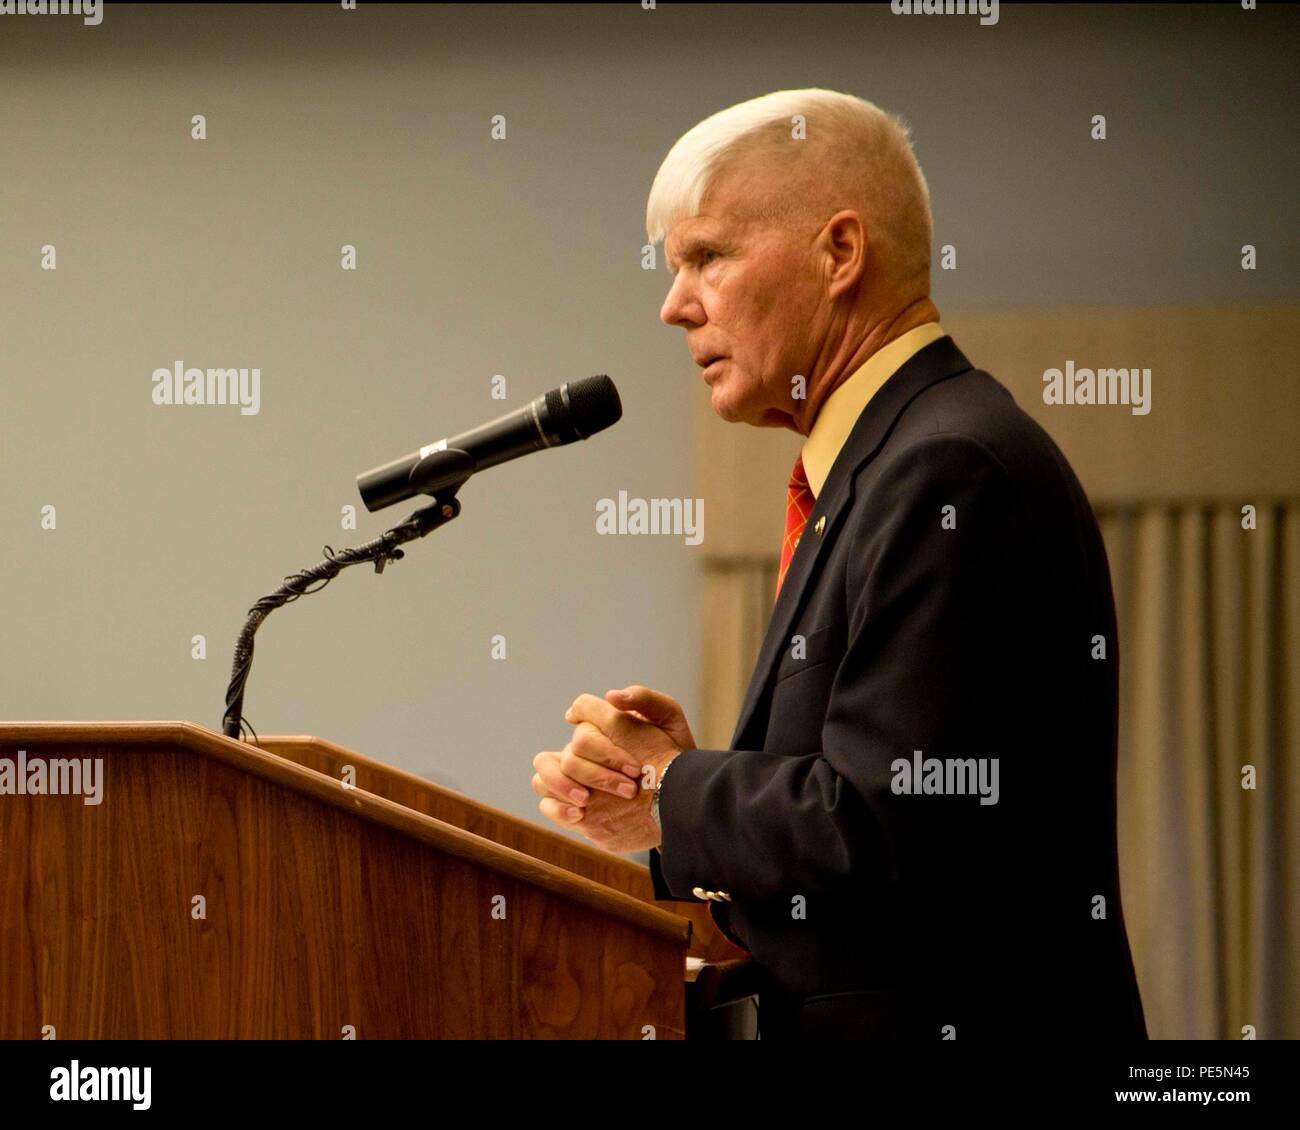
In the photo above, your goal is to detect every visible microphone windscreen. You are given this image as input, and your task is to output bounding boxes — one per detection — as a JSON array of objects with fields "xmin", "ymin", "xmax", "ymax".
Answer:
[{"xmin": 558, "ymin": 374, "xmax": 622, "ymax": 440}]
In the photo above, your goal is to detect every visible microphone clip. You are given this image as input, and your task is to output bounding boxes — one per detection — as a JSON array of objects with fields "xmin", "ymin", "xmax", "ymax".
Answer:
[{"xmin": 407, "ymin": 447, "xmax": 475, "ymax": 500}]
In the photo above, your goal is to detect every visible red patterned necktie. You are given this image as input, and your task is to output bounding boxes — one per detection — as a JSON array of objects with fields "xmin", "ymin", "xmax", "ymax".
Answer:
[{"xmin": 776, "ymin": 453, "xmax": 814, "ymax": 599}]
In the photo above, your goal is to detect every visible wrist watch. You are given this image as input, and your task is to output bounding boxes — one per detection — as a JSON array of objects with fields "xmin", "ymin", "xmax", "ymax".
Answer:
[{"xmin": 651, "ymin": 757, "xmax": 675, "ymax": 830}]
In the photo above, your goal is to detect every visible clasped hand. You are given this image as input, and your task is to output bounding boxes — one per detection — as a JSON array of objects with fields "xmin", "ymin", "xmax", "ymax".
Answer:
[{"xmin": 532, "ymin": 686, "xmax": 695, "ymax": 854}]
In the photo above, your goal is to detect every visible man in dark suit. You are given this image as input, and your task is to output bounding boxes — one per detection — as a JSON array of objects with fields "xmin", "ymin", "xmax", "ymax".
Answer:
[{"xmin": 532, "ymin": 88, "xmax": 1146, "ymax": 1041}]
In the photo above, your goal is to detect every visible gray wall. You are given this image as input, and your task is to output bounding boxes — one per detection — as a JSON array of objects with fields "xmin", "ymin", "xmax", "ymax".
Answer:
[{"xmin": 2, "ymin": 3, "xmax": 1295, "ymax": 822}]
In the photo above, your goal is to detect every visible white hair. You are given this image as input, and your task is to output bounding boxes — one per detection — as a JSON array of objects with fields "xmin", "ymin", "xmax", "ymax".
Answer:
[{"xmin": 645, "ymin": 88, "xmax": 933, "ymax": 289}]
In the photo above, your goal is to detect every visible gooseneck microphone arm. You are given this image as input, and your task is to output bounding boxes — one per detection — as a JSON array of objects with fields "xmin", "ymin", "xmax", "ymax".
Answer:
[
  {"xmin": 221, "ymin": 450, "xmax": 474, "ymax": 741},
  {"xmin": 221, "ymin": 374, "xmax": 621, "ymax": 741}
]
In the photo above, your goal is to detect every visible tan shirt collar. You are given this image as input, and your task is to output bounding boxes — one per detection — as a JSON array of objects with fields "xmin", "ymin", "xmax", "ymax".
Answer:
[{"xmin": 801, "ymin": 322, "xmax": 946, "ymax": 498}]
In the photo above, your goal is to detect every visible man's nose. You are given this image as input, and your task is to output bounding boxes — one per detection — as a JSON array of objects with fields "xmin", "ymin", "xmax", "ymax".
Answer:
[{"xmin": 659, "ymin": 274, "xmax": 703, "ymax": 328}]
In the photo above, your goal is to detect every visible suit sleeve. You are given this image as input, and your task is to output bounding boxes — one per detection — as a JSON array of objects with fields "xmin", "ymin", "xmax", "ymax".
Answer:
[
  {"xmin": 653, "ymin": 433, "xmax": 1024, "ymax": 905},
  {"xmin": 648, "ymin": 844, "xmax": 678, "ymax": 900}
]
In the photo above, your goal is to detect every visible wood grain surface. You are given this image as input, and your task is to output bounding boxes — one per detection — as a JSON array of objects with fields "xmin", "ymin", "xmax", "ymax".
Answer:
[{"xmin": 0, "ymin": 722, "xmax": 692, "ymax": 1039}]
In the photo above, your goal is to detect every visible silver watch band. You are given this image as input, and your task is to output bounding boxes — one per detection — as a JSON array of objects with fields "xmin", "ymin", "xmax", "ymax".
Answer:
[{"xmin": 652, "ymin": 757, "xmax": 676, "ymax": 830}]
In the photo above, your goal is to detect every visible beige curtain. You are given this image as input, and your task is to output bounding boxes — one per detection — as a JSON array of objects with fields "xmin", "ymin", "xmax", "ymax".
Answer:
[
  {"xmin": 698, "ymin": 500, "xmax": 1300, "ymax": 1039},
  {"xmin": 1102, "ymin": 500, "xmax": 1300, "ymax": 1039}
]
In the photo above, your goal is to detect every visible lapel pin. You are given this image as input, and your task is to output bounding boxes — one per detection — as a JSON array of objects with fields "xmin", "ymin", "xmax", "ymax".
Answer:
[{"xmin": 814, "ymin": 515, "xmax": 826, "ymax": 536}]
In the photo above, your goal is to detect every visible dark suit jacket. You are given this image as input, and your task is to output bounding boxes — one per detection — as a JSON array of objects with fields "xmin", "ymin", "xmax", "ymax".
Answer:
[{"xmin": 651, "ymin": 335, "xmax": 1147, "ymax": 1041}]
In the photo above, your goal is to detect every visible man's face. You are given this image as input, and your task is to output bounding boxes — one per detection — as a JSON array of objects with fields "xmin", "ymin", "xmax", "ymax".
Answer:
[{"xmin": 660, "ymin": 171, "xmax": 825, "ymax": 431}]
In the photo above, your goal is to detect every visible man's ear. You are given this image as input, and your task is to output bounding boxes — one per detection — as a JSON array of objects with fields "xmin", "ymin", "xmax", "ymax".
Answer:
[{"xmin": 822, "ymin": 209, "xmax": 868, "ymax": 299}]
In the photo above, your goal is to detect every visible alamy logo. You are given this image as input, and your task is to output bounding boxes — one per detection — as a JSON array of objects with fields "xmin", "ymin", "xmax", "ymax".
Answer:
[
  {"xmin": 50, "ymin": 1061, "xmax": 150, "ymax": 1110},
  {"xmin": 891, "ymin": 0, "xmax": 998, "ymax": 27},
  {"xmin": 890, "ymin": 750, "xmax": 1000, "ymax": 805},
  {"xmin": 0, "ymin": 751, "xmax": 103, "ymax": 805},
  {"xmin": 0, "ymin": 0, "xmax": 102, "ymax": 25},
  {"xmin": 151, "ymin": 360, "xmax": 261, "ymax": 416},
  {"xmin": 1042, "ymin": 361, "xmax": 1151, "ymax": 415},
  {"xmin": 595, "ymin": 491, "xmax": 703, "ymax": 545}
]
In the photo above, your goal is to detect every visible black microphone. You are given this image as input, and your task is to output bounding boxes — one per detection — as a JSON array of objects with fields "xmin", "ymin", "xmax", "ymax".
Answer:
[{"xmin": 356, "ymin": 374, "xmax": 622, "ymax": 512}]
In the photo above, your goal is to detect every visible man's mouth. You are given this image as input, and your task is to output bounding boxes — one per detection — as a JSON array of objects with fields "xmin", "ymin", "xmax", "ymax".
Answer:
[{"xmin": 701, "ymin": 356, "xmax": 727, "ymax": 379}]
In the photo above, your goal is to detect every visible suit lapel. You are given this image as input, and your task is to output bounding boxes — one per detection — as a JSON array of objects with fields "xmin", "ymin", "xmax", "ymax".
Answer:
[{"xmin": 728, "ymin": 335, "xmax": 976, "ymax": 749}]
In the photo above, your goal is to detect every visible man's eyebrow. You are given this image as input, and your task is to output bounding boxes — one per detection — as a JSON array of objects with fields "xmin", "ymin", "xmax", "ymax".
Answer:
[{"xmin": 665, "ymin": 237, "xmax": 717, "ymax": 274}]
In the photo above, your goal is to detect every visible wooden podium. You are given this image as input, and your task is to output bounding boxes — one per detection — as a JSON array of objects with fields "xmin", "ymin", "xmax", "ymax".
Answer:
[{"xmin": 0, "ymin": 723, "xmax": 752, "ymax": 1039}]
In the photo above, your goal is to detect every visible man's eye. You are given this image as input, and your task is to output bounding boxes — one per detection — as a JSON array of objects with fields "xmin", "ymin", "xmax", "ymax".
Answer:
[{"xmin": 701, "ymin": 250, "xmax": 721, "ymax": 264}]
